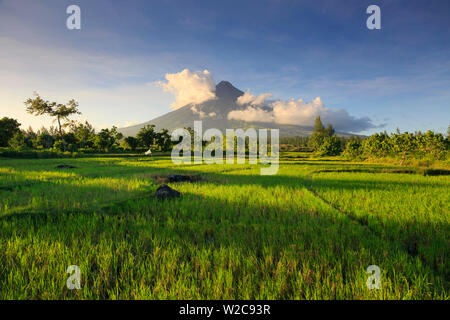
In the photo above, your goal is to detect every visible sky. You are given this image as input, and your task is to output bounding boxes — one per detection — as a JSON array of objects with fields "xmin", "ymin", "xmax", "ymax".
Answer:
[{"xmin": 0, "ymin": 0, "xmax": 449, "ymax": 134}]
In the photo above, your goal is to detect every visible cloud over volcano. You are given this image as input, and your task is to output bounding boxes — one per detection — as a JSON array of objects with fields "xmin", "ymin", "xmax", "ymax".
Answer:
[
  {"xmin": 229, "ymin": 90, "xmax": 376, "ymax": 132},
  {"xmin": 159, "ymin": 69, "xmax": 216, "ymax": 109},
  {"xmin": 159, "ymin": 69, "xmax": 378, "ymax": 132}
]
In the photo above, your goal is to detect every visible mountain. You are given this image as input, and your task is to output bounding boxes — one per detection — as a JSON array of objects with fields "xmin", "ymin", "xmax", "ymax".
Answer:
[{"xmin": 118, "ymin": 81, "xmax": 353, "ymax": 137}]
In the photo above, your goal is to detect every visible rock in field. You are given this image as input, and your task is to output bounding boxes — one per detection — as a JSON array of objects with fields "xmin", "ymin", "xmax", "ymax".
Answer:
[
  {"xmin": 56, "ymin": 165, "xmax": 77, "ymax": 169},
  {"xmin": 168, "ymin": 174, "xmax": 194, "ymax": 182},
  {"xmin": 154, "ymin": 185, "xmax": 181, "ymax": 199}
]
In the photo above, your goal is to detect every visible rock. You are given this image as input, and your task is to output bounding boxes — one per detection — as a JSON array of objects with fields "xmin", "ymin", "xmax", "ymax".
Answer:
[
  {"xmin": 56, "ymin": 165, "xmax": 77, "ymax": 169},
  {"xmin": 168, "ymin": 174, "xmax": 193, "ymax": 182},
  {"xmin": 154, "ymin": 185, "xmax": 181, "ymax": 199}
]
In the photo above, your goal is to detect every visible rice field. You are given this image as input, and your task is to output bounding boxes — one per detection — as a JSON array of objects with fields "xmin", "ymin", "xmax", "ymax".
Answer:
[{"xmin": 0, "ymin": 154, "xmax": 448, "ymax": 299}]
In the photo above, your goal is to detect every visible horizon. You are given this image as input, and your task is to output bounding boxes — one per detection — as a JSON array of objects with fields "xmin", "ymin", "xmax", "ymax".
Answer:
[{"xmin": 0, "ymin": 0, "xmax": 449, "ymax": 135}]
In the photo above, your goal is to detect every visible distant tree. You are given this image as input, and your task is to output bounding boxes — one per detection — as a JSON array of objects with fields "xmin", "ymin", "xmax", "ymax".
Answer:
[
  {"xmin": 23, "ymin": 126, "xmax": 37, "ymax": 148},
  {"xmin": 308, "ymin": 116, "xmax": 329, "ymax": 152},
  {"xmin": 391, "ymin": 131, "xmax": 415, "ymax": 165},
  {"xmin": 68, "ymin": 120, "xmax": 96, "ymax": 148},
  {"xmin": 279, "ymin": 136, "xmax": 309, "ymax": 147},
  {"xmin": 362, "ymin": 132, "xmax": 391, "ymax": 157},
  {"xmin": 0, "ymin": 117, "xmax": 21, "ymax": 147},
  {"xmin": 123, "ymin": 136, "xmax": 139, "ymax": 151},
  {"xmin": 25, "ymin": 92, "xmax": 81, "ymax": 150},
  {"xmin": 8, "ymin": 131, "xmax": 27, "ymax": 150},
  {"xmin": 155, "ymin": 129, "xmax": 172, "ymax": 151},
  {"xmin": 53, "ymin": 140, "xmax": 65, "ymax": 152},
  {"xmin": 183, "ymin": 126, "xmax": 196, "ymax": 148},
  {"xmin": 36, "ymin": 128, "xmax": 55, "ymax": 148},
  {"xmin": 319, "ymin": 136, "xmax": 342, "ymax": 156},
  {"xmin": 48, "ymin": 125, "xmax": 59, "ymax": 137},
  {"xmin": 137, "ymin": 125, "xmax": 156, "ymax": 149},
  {"xmin": 112, "ymin": 126, "xmax": 123, "ymax": 144},
  {"xmin": 342, "ymin": 137, "xmax": 362, "ymax": 158},
  {"xmin": 93, "ymin": 126, "xmax": 122, "ymax": 152},
  {"xmin": 416, "ymin": 130, "xmax": 447, "ymax": 159},
  {"xmin": 94, "ymin": 129, "xmax": 113, "ymax": 152},
  {"xmin": 324, "ymin": 123, "xmax": 335, "ymax": 137}
]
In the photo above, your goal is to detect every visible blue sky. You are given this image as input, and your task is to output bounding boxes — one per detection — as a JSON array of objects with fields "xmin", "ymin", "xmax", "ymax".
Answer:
[{"xmin": 0, "ymin": 0, "xmax": 449, "ymax": 134}]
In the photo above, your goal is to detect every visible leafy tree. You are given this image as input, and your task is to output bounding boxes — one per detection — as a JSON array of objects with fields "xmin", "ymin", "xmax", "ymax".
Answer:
[
  {"xmin": 415, "ymin": 130, "xmax": 447, "ymax": 159},
  {"xmin": 111, "ymin": 126, "xmax": 123, "ymax": 144},
  {"xmin": 22, "ymin": 126, "xmax": 37, "ymax": 148},
  {"xmin": 279, "ymin": 136, "xmax": 309, "ymax": 147},
  {"xmin": 123, "ymin": 136, "xmax": 139, "ymax": 151},
  {"xmin": 53, "ymin": 140, "xmax": 65, "ymax": 152},
  {"xmin": 309, "ymin": 117, "xmax": 337, "ymax": 153},
  {"xmin": 324, "ymin": 123, "xmax": 335, "ymax": 137},
  {"xmin": 0, "ymin": 117, "xmax": 21, "ymax": 147},
  {"xmin": 308, "ymin": 116, "xmax": 326, "ymax": 151},
  {"xmin": 155, "ymin": 129, "xmax": 172, "ymax": 151},
  {"xmin": 36, "ymin": 128, "xmax": 55, "ymax": 149},
  {"xmin": 137, "ymin": 125, "xmax": 156, "ymax": 149},
  {"xmin": 391, "ymin": 131, "xmax": 415, "ymax": 164},
  {"xmin": 8, "ymin": 131, "xmax": 27, "ymax": 150},
  {"xmin": 69, "ymin": 120, "xmax": 96, "ymax": 148},
  {"xmin": 342, "ymin": 138, "xmax": 362, "ymax": 158},
  {"xmin": 25, "ymin": 92, "xmax": 81, "ymax": 150},
  {"xmin": 319, "ymin": 136, "xmax": 342, "ymax": 156},
  {"xmin": 362, "ymin": 132, "xmax": 391, "ymax": 157},
  {"xmin": 62, "ymin": 132, "xmax": 78, "ymax": 152},
  {"xmin": 93, "ymin": 126, "xmax": 122, "ymax": 152}
]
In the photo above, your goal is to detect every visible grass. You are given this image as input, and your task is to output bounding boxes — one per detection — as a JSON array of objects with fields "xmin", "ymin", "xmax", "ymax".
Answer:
[{"xmin": 0, "ymin": 154, "xmax": 448, "ymax": 299}]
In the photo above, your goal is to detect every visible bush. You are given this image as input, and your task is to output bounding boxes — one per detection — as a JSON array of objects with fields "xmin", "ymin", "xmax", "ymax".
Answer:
[
  {"xmin": 343, "ymin": 139, "xmax": 363, "ymax": 159},
  {"xmin": 8, "ymin": 131, "xmax": 28, "ymax": 151},
  {"xmin": 318, "ymin": 136, "xmax": 342, "ymax": 156}
]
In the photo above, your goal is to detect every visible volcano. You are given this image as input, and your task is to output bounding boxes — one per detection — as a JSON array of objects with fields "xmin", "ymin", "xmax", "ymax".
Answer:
[{"xmin": 118, "ymin": 81, "xmax": 352, "ymax": 137}]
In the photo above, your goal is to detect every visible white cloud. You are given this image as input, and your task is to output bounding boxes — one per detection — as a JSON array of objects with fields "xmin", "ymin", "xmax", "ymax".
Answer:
[
  {"xmin": 191, "ymin": 106, "xmax": 217, "ymax": 118},
  {"xmin": 228, "ymin": 106, "xmax": 274, "ymax": 123},
  {"xmin": 159, "ymin": 69, "xmax": 216, "ymax": 109},
  {"xmin": 237, "ymin": 90, "xmax": 272, "ymax": 106},
  {"xmin": 229, "ymin": 92, "xmax": 375, "ymax": 132}
]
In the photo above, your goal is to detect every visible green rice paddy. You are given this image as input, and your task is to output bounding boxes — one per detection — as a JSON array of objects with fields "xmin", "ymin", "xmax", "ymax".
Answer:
[{"xmin": 0, "ymin": 154, "xmax": 448, "ymax": 299}]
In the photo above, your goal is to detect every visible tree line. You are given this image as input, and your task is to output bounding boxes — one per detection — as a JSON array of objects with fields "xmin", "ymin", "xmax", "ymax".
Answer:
[
  {"xmin": 1, "ymin": 93, "xmax": 449, "ymax": 161},
  {"xmin": 0, "ymin": 93, "xmax": 173, "ymax": 153},
  {"xmin": 292, "ymin": 116, "xmax": 450, "ymax": 161}
]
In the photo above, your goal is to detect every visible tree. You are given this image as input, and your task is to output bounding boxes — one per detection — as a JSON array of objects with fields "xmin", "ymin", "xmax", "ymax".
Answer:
[
  {"xmin": 23, "ymin": 126, "xmax": 37, "ymax": 148},
  {"xmin": 342, "ymin": 137, "xmax": 362, "ymax": 158},
  {"xmin": 324, "ymin": 124, "xmax": 335, "ymax": 137},
  {"xmin": 93, "ymin": 126, "xmax": 122, "ymax": 152},
  {"xmin": 8, "ymin": 131, "xmax": 27, "ymax": 150},
  {"xmin": 362, "ymin": 132, "xmax": 391, "ymax": 157},
  {"xmin": 123, "ymin": 136, "xmax": 139, "ymax": 151},
  {"xmin": 0, "ymin": 117, "xmax": 21, "ymax": 147},
  {"xmin": 137, "ymin": 125, "xmax": 156, "ymax": 149},
  {"xmin": 36, "ymin": 128, "xmax": 55, "ymax": 149},
  {"xmin": 68, "ymin": 120, "xmax": 96, "ymax": 148},
  {"xmin": 416, "ymin": 130, "xmax": 446, "ymax": 159},
  {"xmin": 319, "ymin": 136, "xmax": 342, "ymax": 156},
  {"xmin": 25, "ymin": 92, "xmax": 81, "ymax": 150},
  {"xmin": 391, "ymin": 131, "xmax": 415, "ymax": 165},
  {"xmin": 308, "ymin": 116, "xmax": 332, "ymax": 152},
  {"xmin": 155, "ymin": 129, "xmax": 172, "ymax": 151}
]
